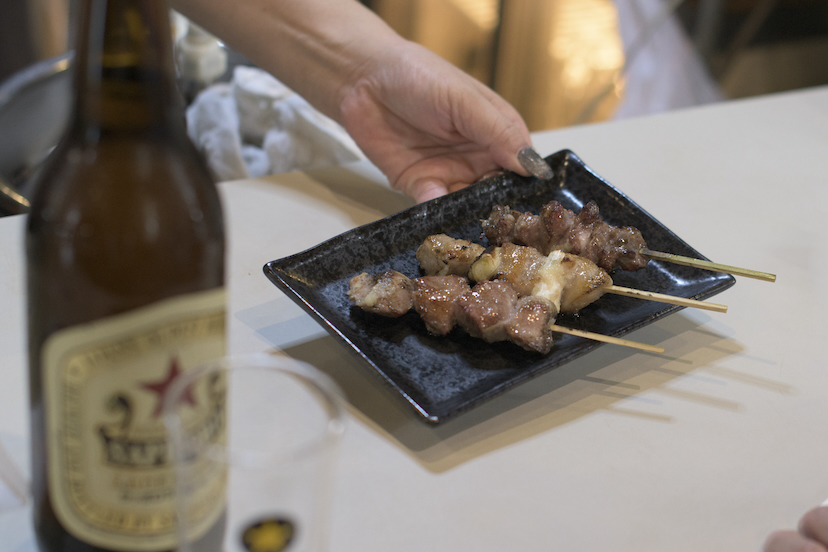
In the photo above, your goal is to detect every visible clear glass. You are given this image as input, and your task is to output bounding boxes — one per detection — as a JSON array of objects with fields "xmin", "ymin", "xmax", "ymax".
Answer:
[
  {"xmin": 0, "ymin": 442, "xmax": 27, "ymax": 511},
  {"xmin": 163, "ymin": 353, "xmax": 345, "ymax": 552}
]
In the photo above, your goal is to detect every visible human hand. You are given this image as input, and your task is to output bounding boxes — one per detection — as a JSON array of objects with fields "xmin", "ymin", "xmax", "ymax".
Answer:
[
  {"xmin": 339, "ymin": 40, "xmax": 534, "ymax": 203},
  {"xmin": 764, "ymin": 506, "xmax": 828, "ymax": 552},
  {"xmin": 174, "ymin": 0, "xmax": 536, "ymax": 203}
]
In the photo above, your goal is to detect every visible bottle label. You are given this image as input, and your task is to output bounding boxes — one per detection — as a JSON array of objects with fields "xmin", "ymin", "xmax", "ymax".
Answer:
[{"xmin": 42, "ymin": 288, "xmax": 227, "ymax": 551}]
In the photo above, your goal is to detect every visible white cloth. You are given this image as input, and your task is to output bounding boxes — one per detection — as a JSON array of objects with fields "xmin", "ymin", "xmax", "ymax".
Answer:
[
  {"xmin": 613, "ymin": 0, "xmax": 722, "ymax": 119},
  {"xmin": 186, "ymin": 66, "xmax": 364, "ymax": 181},
  {"xmin": 186, "ymin": 83, "xmax": 249, "ymax": 181}
]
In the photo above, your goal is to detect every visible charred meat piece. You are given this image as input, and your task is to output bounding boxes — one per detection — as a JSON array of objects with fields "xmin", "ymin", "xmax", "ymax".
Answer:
[
  {"xmin": 416, "ymin": 234, "xmax": 486, "ymax": 276},
  {"xmin": 481, "ymin": 205, "xmax": 517, "ymax": 247},
  {"xmin": 482, "ymin": 206, "xmax": 552, "ymax": 254},
  {"xmin": 514, "ymin": 211, "xmax": 553, "ymax": 254},
  {"xmin": 411, "ymin": 275, "xmax": 470, "ymax": 335},
  {"xmin": 470, "ymin": 244, "xmax": 613, "ymax": 314},
  {"xmin": 506, "ymin": 296, "xmax": 556, "ymax": 354},
  {"xmin": 454, "ymin": 281, "xmax": 555, "ymax": 354},
  {"xmin": 348, "ymin": 271, "xmax": 413, "ymax": 317},
  {"xmin": 534, "ymin": 248, "xmax": 614, "ymax": 314},
  {"xmin": 541, "ymin": 201, "xmax": 577, "ymax": 252},
  {"xmin": 556, "ymin": 252, "xmax": 614, "ymax": 313},
  {"xmin": 545, "ymin": 201, "xmax": 648, "ymax": 272},
  {"xmin": 483, "ymin": 200, "xmax": 649, "ymax": 272},
  {"xmin": 606, "ymin": 226, "xmax": 648, "ymax": 271},
  {"xmin": 454, "ymin": 280, "xmax": 518, "ymax": 344},
  {"xmin": 468, "ymin": 242, "xmax": 545, "ymax": 296}
]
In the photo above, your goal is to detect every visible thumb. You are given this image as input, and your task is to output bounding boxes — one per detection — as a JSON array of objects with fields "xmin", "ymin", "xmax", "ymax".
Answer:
[
  {"xmin": 392, "ymin": 174, "xmax": 450, "ymax": 203},
  {"xmin": 411, "ymin": 180, "xmax": 450, "ymax": 203}
]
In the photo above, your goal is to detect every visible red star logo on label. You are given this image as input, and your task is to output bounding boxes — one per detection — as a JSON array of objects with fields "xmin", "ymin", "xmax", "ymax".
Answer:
[{"xmin": 140, "ymin": 357, "xmax": 198, "ymax": 417}]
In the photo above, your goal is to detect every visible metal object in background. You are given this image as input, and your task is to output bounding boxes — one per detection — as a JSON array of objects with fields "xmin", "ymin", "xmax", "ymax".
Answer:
[{"xmin": 0, "ymin": 53, "xmax": 72, "ymax": 216}]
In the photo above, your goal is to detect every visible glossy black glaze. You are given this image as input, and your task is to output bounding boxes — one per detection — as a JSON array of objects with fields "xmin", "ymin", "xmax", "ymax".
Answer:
[{"xmin": 263, "ymin": 150, "xmax": 735, "ymax": 424}]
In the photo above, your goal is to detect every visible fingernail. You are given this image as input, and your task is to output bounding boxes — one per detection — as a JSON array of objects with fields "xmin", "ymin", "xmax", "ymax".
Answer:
[{"xmin": 518, "ymin": 147, "xmax": 554, "ymax": 180}]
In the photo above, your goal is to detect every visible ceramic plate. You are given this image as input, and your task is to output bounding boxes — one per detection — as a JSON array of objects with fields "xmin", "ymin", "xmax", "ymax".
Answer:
[{"xmin": 263, "ymin": 150, "xmax": 735, "ymax": 423}]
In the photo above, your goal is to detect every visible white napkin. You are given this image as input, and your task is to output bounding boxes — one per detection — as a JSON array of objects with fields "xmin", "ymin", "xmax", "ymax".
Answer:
[
  {"xmin": 186, "ymin": 83, "xmax": 250, "ymax": 181},
  {"xmin": 241, "ymin": 145, "xmax": 271, "ymax": 178},
  {"xmin": 233, "ymin": 65, "xmax": 294, "ymax": 146},
  {"xmin": 186, "ymin": 66, "xmax": 364, "ymax": 181}
]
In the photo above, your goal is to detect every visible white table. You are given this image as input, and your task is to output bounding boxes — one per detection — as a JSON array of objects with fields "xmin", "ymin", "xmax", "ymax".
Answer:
[{"xmin": 3, "ymin": 85, "xmax": 828, "ymax": 551}]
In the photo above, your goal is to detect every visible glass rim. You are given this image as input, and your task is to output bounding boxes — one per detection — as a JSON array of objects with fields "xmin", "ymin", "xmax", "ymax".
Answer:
[{"xmin": 162, "ymin": 352, "xmax": 346, "ymax": 467}]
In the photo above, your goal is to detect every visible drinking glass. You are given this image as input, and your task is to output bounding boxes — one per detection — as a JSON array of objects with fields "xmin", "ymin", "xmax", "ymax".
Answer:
[
  {"xmin": 163, "ymin": 353, "xmax": 345, "ymax": 552},
  {"xmin": 0, "ymin": 442, "xmax": 27, "ymax": 511}
]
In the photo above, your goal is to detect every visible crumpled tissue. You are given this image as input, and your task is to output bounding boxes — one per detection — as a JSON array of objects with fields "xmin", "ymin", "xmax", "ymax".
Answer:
[{"xmin": 186, "ymin": 66, "xmax": 365, "ymax": 181}]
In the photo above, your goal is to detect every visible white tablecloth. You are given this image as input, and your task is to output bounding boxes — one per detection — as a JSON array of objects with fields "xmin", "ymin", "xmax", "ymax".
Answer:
[{"xmin": 2, "ymin": 86, "xmax": 828, "ymax": 551}]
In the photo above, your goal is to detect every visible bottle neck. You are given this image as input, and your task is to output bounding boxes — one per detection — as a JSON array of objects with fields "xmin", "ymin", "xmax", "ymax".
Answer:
[{"xmin": 72, "ymin": 0, "xmax": 183, "ymax": 134}]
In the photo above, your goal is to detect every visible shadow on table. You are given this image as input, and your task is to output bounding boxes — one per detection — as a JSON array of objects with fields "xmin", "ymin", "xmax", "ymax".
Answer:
[
  {"xmin": 279, "ymin": 311, "xmax": 790, "ymax": 474},
  {"xmin": 302, "ymin": 161, "xmax": 415, "ymax": 217}
]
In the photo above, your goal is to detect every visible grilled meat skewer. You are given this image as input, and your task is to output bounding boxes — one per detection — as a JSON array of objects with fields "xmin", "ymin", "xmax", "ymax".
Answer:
[
  {"xmin": 418, "ymin": 236, "xmax": 727, "ymax": 314},
  {"xmin": 348, "ymin": 272, "xmax": 555, "ymax": 353},
  {"xmin": 483, "ymin": 200, "xmax": 649, "ymax": 272},
  {"xmin": 483, "ymin": 200, "xmax": 776, "ymax": 281},
  {"xmin": 348, "ymin": 271, "xmax": 663, "ymax": 354}
]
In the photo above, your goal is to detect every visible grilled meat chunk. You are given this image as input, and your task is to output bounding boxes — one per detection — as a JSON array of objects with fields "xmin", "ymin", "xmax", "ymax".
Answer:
[
  {"xmin": 411, "ymin": 275, "xmax": 470, "ymax": 335},
  {"xmin": 348, "ymin": 270, "xmax": 413, "ymax": 317},
  {"xmin": 416, "ymin": 234, "xmax": 485, "ymax": 276},
  {"xmin": 506, "ymin": 296, "xmax": 556, "ymax": 354},
  {"xmin": 454, "ymin": 281, "xmax": 555, "ymax": 354},
  {"xmin": 557, "ymin": 252, "xmax": 613, "ymax": 313},
  {"xmin": 470, "ymin": 244, "xmax": 613, "ymax": 314},
  {"xmin": 454, "ymin": 280, "xmax": 518, "ymax": 344},
  {"xmin": 469, "ymin": 242, "xmax": 545, "ymax": 296}
]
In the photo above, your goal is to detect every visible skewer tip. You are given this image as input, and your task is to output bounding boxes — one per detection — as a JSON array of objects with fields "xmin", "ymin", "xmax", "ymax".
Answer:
[
  {"xmin": 641, "ymin": 248, "xmax": 776, "ymax": 282},
  {"xmin": 550, "ymin": 324, "xmax": 664, "ymax": 354}
]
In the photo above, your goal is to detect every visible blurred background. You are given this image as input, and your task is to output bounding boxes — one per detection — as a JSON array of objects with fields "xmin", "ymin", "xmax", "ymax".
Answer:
[
  {"xmin": 364, "ymin": 0, "xmax": 828, "ymax": 129},
  {"xmin": 3, "ymin": 0, "xmax": 828, "ymax": 131}
]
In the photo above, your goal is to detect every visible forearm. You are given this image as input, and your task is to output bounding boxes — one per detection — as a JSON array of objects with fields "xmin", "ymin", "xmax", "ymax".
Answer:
[{"xmin": 170, "ymin": 0, "xmax": 403, "ymax": 122}]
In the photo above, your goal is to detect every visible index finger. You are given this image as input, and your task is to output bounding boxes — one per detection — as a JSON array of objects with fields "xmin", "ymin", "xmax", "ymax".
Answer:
[{"xmin": 800, "ymin": 506, "xmax": 828, "ymax": 546}]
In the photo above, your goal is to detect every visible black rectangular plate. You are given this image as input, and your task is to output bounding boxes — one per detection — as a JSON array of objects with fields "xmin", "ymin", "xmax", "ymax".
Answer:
[{"xmin": 263, "ymin": 150, "xmax": 735, "ymax": 424}]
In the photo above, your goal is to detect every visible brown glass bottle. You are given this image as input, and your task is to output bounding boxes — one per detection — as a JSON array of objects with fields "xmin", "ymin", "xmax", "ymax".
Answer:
[{"xmin": 26, "ymin": 0, "xmax": 225, "ymax": 550}]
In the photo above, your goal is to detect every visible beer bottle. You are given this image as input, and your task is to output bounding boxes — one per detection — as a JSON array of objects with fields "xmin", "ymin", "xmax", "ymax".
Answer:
[{"xmin": 26, "ymin": 0, "xmax": 226, "ymax": 549}]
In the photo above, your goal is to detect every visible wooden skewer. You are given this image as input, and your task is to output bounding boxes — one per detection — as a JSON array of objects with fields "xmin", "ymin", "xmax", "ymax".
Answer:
[
  {"xmin": 470, "ymin": 250, "xmax": 729, "ymax": 313},
  {"xmin": 641, "ymin": 248, "xmax": 776, "ymax": 282},
  {"xmin": 606, "ymin": 285, "xmax": 728, "ymax": 313},
  {"xmin": 550, "ymin": 324, "xmax": 664, "ymax": 353}
]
